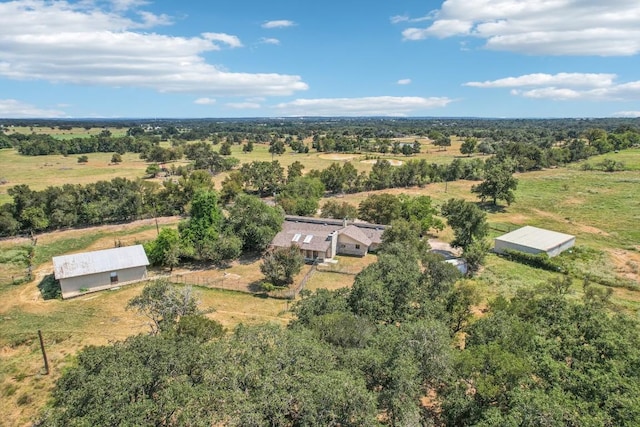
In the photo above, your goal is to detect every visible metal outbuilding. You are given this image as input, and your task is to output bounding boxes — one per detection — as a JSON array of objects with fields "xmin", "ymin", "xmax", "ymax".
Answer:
[
  {"xmin": 53, "ymin": 245, "xmax": 150, "ymax": 299},
  {"xmin": 494, "ymin": 226, "xmax": 575, "ymax": 257}
]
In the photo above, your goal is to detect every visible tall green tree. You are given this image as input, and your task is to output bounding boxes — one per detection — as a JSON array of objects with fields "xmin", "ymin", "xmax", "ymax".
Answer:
[
  {"xmin": 179, "ymin": 190, "xmax": 226, "ymax": 261},
  {"xmin": 398, "ymin": 194, "xmax": 444, "ymax": 234},
  {"xmin": 358, "ymin": 193, "xmax": 401, "ymax": 224},
  {"xmin": 260, "ymin": 245, "xmax": 304, "ymax": 287},
  {"xmin": 144, "ymin": 228, "xmax": 182, "ymax": 271},
  {"xmin": 277, "ymin": 176, "xmax": 325, "ymax": 216},
  {"xmin": 224, "ymin": 194, "xmax": 284, "ymax": 252},
  {"xmin": 472, "ymin": 160, "xmax": 518, "ymax": 205},
  {"xmin": 460, "ymin": 137, "xmax": 477, "ymax": 156},
  {"xmin": 320, "ymin": 200, "xmax": 358, "ymax": 220},
  {"xmin": 441, "ymin": 198, "xmax": 488, "ymax": 250}
]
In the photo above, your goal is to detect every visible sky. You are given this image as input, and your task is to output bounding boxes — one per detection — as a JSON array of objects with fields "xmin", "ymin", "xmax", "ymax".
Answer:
[{"xmin": 0, "ymin": 0, "xmax": 639, "ymax": 119}]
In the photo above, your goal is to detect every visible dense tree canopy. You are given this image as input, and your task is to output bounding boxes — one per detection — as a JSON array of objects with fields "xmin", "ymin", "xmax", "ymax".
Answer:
[{"xmin": 224, "ymin": 194, "xmax": 284, "ymax": 253}]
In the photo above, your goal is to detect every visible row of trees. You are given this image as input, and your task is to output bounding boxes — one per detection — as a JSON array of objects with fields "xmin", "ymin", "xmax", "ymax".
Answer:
[
  {"xmin": 221, "ymin": 157, "xmax": 488, "ymax": 205},
  {"xmin": 0, "ymin": 169, "xmax": 224, "ymax": 236},
  {"xmin": 0, "ymin": 153, "xmax": 514, "ymax": 237},
  {"xmin": 5, "ymin": 130, "xmax": 159, "ymax": 156}
]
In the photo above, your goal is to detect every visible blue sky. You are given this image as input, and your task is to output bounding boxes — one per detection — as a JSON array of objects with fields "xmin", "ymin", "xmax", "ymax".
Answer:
[{"xmin": 0, "ymin": 0, "xmax": 639, "ymax": 118}]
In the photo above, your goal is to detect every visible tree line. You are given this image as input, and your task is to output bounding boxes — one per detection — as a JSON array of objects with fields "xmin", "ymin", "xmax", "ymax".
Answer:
[{"xmin": 0, "ymin": 170, "xmax": 222, "ymax": 236}]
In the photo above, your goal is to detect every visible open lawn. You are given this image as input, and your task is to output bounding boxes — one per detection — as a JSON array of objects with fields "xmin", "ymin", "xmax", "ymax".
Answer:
[
  {"xmin": 4, "ymin": 126, "xmax": 128, "ymax": 139},
  {"xmin": 1, "ymin": 135, "xmax": 464, "ymax": 205},
  {"xmin": 0, "ymin": 149, "xmax": 156, "ymax": 205}
]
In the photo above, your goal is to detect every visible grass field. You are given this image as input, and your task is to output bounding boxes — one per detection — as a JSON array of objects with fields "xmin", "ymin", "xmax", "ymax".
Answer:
[
  {"xmin": 0, "ymin": 131, "xmax": 639, "ymax": 425},
  {"xmin": 4, "ymin": 126, "xmax": 128, "ymax": 139},
  {"xmin": 0, "ymin": 135, "xmax": 463, "ymax": 204}
]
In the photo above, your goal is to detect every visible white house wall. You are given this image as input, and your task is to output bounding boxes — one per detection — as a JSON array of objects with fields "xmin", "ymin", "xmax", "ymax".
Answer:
[
  {"xmin": 337, "ymin": 234, "xmax": 368, "ymax": 256},
  {"xmin": 60, "ymin": 266, "xmax": 148, "ymax": 298}
]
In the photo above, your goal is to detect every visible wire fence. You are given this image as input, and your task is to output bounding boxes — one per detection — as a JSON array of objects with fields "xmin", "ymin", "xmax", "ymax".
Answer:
[
  {"xmin": 170, "ymin": 273, "xmax": 253, "ymax": 294},
  {"xmin": 270, "ymin": 263, "xmax": 317, "ymax": 299},
  {"xmin": 161, "ymin": 259, "xmax": 322, "ymax": 300},
  {"xmin": 315, "ymin": 263, "xmax": 360, "ymax": 275}
]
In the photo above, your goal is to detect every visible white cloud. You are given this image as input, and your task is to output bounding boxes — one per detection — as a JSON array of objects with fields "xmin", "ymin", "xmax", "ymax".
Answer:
[
  {"xmin": 400, "ymin": 0, "xmax": 640, "ymax": 56},
  {"xmin": 194, "ymin": 97, "xmax": 216, "ymax": 105},
  {"xmin": 397, "ymin": 78, "xmax": 412, "ymax": 85},
  {"xmin": 391, "ymin": 15, "xmax": 409, "ymax": 24},
  {"xmin": 226, "ymin": 102, "xmax": 261, "ymax": 109},
  {"xmin": 260, "ymin": 37, "xmax": 281, "ymax": 45},
  {"xmin": 466, "ymin": 72, "xmax": 640, "ymax": 101},
  {"xmin": 0, "ymin": 99, "xmax": 66, "ymax": 118},
  {"xmin": 465, "ymin": 73, "xmax": 617, "ymax": 88},
  {"xmin": 513, "ymin": 88, "xmax": 583, "ymax": 101},
  {"xmin": 0, "ymin": 1, "xmax": 307, "ymax": 97},
  {"xmin": 404, "ymin": 19, "xmax": 472, "ymax": 39},
  {"xmin": 109, "ymin": 0, "xmax": 149, "ymax": 11},
  {"xmin": 390, "ymin": 14, "xmax": 434, "ymax": 24},
  {"xmin": 612, "ymin": 111, "xmax": 640, "ymax": 118},
  {"xmin": 262, "ymin": 20, "xmax": 295, "ymax": 29},
  {"xmin": 202, "ymin": 32, "xmax": 243, "ymax": 48},
  {"xmin": 274, "ymin": 96, "xmax": 452, "ymax": 116}
]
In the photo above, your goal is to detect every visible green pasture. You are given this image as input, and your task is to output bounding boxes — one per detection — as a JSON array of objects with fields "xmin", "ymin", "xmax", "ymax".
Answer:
[{"xmin": 4, "ymin": 126, "xmax": 128, "ymax": 139}]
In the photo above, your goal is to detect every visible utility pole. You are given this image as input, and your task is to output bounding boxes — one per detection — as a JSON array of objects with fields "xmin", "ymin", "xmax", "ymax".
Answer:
[{"xmin": 38, "ymin": 330, "xmax": 49, "ymax": 375}]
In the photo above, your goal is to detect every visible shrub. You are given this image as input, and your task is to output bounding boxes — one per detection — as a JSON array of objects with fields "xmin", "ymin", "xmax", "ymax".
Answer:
[
  {"xmin": 37, "ymin": 274, "xmax": 61, "ymax": 300},
  {"xmin": 501, "ymin": 249, "xmax": 564, "ymax": 272}
]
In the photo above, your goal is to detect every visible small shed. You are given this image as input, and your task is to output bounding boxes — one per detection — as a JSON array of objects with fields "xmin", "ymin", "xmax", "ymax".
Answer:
[
  {"xmin": 494, "ymin": 226, "xmax": 575, "ymax": 257},
  {"xmin": 53, "ymin": 245, "xmax": 150, "ymax": 299}
]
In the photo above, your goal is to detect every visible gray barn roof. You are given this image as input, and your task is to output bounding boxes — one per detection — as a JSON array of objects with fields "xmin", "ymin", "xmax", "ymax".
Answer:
[
  {"xmin": 53, "ymin": 245, "xmax": 150, "ymax": 280},
  {"xmin": 495, "ymin": 226, "xmax": 575, "ymax": 251}
]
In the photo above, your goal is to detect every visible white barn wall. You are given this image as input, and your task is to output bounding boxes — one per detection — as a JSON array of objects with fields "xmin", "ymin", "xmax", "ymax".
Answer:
[
  {"xmin": 60, "ymin": 266, "xmax": 148, "ymax": 298},
  {"xmin": 494, "ymin": 227, "xmax": 576, "ymax": 258},
  {"xmin": 546, "ymin": 237, "xmax": 576, "ymax": 257},
  {"xmin": 494, "ymin": 240, "xmax": 543, "ymax": 255}
]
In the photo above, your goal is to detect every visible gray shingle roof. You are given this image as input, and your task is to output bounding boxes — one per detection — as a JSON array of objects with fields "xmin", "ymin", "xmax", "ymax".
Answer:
[
  {"xmin": 53, "ymin": 245, "xmax": 150, "ymax": 279},
  {"xmin": 270, "ymin": 216, "xmax": 386, "ymax": 253},
  {"xmin": 339, "ymin": 225, "xmax": 372, "ymax": 246}
]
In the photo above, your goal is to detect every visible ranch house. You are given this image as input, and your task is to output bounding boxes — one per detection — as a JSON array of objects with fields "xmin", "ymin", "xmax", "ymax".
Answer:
[{"xmin": 270, "ymin": 215, "xmax": 386, "ymax": 262}]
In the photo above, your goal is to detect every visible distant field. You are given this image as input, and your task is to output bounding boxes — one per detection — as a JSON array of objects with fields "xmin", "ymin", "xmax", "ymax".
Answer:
[
  {"xmin": 4, "ymin": 126, "xmax": 128, "ymax": 138},
  {"xmin": 0, "ymin": 136, "xmax": 463, "ymax": 205}
]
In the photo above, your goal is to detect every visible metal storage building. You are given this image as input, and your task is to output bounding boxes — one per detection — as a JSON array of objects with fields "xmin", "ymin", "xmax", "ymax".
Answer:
[
  {"xmin": 494, "ymin": 226, "xmax": 575, "ymax": 257},
  {"xmin": 53, "ymin": 245, "xmax": 150, "ymax": 299}
]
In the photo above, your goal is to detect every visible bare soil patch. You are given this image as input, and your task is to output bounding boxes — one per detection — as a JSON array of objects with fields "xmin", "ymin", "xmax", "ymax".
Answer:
[
  {"xmin": 360, "ymin": 159, "xmax": 404, "ymax": 166},
  {"xmin": 608, "ymin": 248, "xmax": 640, "ymax": 284},
  {"xmin": 318, "ymin": 153, "xmax": 359, "ymax": 161}
]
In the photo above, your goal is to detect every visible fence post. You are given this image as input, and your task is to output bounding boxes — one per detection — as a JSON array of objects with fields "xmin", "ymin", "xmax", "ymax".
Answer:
[{"xmin": 38, "ymin": 330, "xmax": 49, "ymax": 375}]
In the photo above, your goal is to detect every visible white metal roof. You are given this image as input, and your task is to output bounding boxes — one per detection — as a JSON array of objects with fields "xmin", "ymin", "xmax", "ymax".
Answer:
[
  {"xmin": 53, "ymin": 245, "xmax": 150, "ymax": 280},
  {"xmin": 495, "ymin": 226, "xmax": 575, "ymax": 251}
]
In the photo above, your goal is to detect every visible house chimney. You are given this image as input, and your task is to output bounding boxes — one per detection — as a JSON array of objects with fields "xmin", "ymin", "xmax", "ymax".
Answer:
[{"xmin": 343, "ymin": 218, "xmax": 347, "ymax": 227}]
